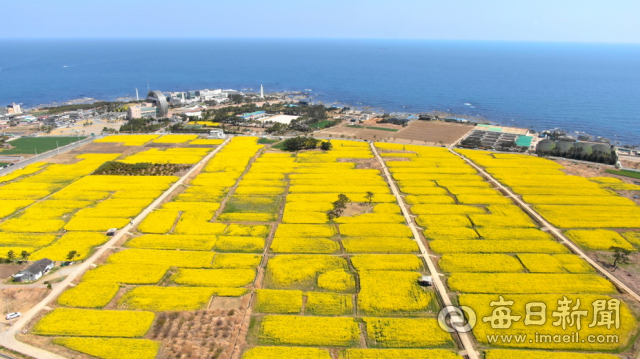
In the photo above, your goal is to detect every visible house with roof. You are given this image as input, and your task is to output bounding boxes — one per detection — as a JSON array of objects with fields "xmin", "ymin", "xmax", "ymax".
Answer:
[{"xmin": 12, "ymin": 258, "xmax": 54, "ymax": 283}]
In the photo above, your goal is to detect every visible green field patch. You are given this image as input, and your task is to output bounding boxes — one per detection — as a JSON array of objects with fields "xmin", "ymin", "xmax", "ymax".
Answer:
[
  {"xmin": 605, "ymin": 169, "xmax": 640, "ymax": 180},
  {"xmin": 258, "ymin": 138, "xmax": 280, "ymax": 144},
  {"xmin": 309, "ymin": 120, "xmax": 337, "ymax": 129},
  {"xmin": 222, "ymin": 196, "xmax": 282, "ymax": 215},
  {"xmin": 367, "ymin": 126, "xmax": 399, "ymax": 132},
  {"xmin": 1, "ymin": 137, "xmax": 87, "ymax": 155}
]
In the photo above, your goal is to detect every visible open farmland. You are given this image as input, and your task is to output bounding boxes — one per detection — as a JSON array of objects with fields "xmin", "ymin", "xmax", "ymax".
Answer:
[
  {"xmin": 377, "ymin": 142, "xmax": 640, "ymax": 356},
  {"xmin": 2, "ymin": 134, "xmax": 640, "ymax": 359},
  {"xmin": 0, "ymin": 136, "xmax": 87, "ymax": 155}
]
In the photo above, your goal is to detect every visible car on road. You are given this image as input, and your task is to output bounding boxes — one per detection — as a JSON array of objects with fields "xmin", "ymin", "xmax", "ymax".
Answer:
[{"xmin": 6, "ymin": 312, "xmax": 21, "ymax": 320}]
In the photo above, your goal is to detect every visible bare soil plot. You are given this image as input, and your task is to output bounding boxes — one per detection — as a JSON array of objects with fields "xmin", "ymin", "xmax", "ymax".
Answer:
[
  {"xmin": 314, "ymin": 124, "xmax": 399, "ymax": 141},
  {"xmin": 0, "ymin": 264, "xmax": 27, "ymax": 279},
  {"xmin": 0, "ymin": 288, "xmax": 49, "ymax": 318},
  {"xmin": 390, "ymin": 121, "xmax": 475, "ymax": 146},
  {"xmin": 151, "ymin": 309, "xmax": 244, "ymax": 359}
]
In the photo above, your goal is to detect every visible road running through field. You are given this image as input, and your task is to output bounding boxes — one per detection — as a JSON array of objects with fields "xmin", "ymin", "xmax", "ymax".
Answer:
[
  {"xmin": 371, "ymin": 143, "xmax": 480, "ymax": 359},
  {"xmin": 0, "ymin": 137, "xmax": 231, "ymax": 359},
  {"xmin": 451, "ymin": 149, "xmax": 640, "ymax": 303}
]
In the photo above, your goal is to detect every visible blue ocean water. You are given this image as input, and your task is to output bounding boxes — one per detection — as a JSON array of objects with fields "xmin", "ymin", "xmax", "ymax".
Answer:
[{"xmin": 1, "ymin": 39, "xmax": 639, "ymax": 144}]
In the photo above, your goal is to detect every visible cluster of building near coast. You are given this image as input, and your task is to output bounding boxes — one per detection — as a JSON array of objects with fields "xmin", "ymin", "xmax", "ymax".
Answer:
[{"xmin": 1, "ymin": 87, "xmax": 638, "ymax": 165}]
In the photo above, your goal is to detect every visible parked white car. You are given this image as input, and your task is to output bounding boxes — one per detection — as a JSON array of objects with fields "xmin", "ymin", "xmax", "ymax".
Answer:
[{"xmin": 6, "ymin": 312, "xmax": 21, "ymax": 320}]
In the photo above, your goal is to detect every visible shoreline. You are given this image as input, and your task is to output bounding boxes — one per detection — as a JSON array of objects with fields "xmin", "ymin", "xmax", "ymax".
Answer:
[{"xmin": 8, "ymin": 89, "xmax": 639, "ymax": 147}]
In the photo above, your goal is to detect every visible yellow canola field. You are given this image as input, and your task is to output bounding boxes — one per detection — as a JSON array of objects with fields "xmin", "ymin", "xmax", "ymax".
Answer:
[
  {"xmin": 255, "ymin": 289, "xmax": 303, "ymax": 314},
  {"xmin": 34, "ymin": 308, "xmax": 154, "ymax": 337},
  {"xmin": 266, "ymin": 255, "xmax": 347, "ymax": 290},
  {"xmin": 137, "ymin": 209, "xmax": 179, "ymax": 234},
  {"xmin": 423, "ymin": 227, "xmax": 479, "ymax": 240},
  {"xmin": 565, "ymin": 229, "xmax": 635, "ymax": 251},
  {"xmin": 57, "ymin": 282, "xmax": 119, "ymax": 308},
  {"xmin": 125, "ymin": 234, "xmax": 217, "ymax": 251},
  {"xmin": 31, "ymin": 232, "xmax": 109, "ymax": 261},
  {"xmin": 350, "ymin": 254, "xmax": 422, "ymax": 271},
  {"xmin": 342, "ymin": 237, "xmax": 419, "ymax": 254},
  {"xmin": 119, "ymin": 148, "xmax": 209, "ymax": 164},
  {"xmin": 430, "ymin": 240, "xmax": 569, "ymax": 254},
  {"xmin": 0, "ymin": 199, "xmax": 35, "ymax": 218},
  {"xmin": 151, "ymin": 134, "xmax": 198, "ymax": 143},
  {"xmin": 358, "ymin": 271, "xmax": 432, "ymax": 315},
  {"xmin": 270, "ymin": 237, "xmax": 340, "ymax": 254},
  {"xmin": 448, "ymin": 273, "xmax": 616, "ymax": 294},
  {"xmin": 172, "ymin": 268, "xmax": 255, "ymax": 287},
  {"xmin": 118, "ymin": 286, "xmax": 218, "ymax": 311},
  {"xmin": 0, "ymin": 163, "xmax": 46, "ymax": 184},
  {"xmin": 517, "ymin": 254, "xmax": 594, "ymax": 273},
  {"xmin": 212, "ymin": 253, "xmax": 262, "ymax": 269},
  {"xmin": 107, "ymin": 248, "xmax": 214, "ymax": 268},
  {"xmin": 242, "ymin": 347, "xmax": 331, "ymax": 359},
  {"xmin": 0, "ymin": 233, "xmax": 57, "ymax": 247},
  {"xmin": 339, "ymin": 349, "xmax": 462, "ymax": 359},
  {"xmin": 259, "ymin": 315, "xmax": 361, "ymax": 347},
  {"xmin": 54, "ymin": 337, "xmax": 160, "ymax": 359},
  {"xmin": 339, "ymin": 224, "xmax": 412, "ymax": 237},
  {"xmin": 439, "ymin": 254, "xmax": 524, "ymax": 273},
  {"xmin": 82, "ymin": 264, "xmax": 169, "ymax": 284},
  {"xmin": 364, "ymin": 317, "xmax": 452, "ymax": 348},
  {"xmin": 486, "ymin": 350, "xmax": 621, "ymax": 359},
  {"xmin": 306, "ymin": 292, "xmax": 353, "ymax": 316}
]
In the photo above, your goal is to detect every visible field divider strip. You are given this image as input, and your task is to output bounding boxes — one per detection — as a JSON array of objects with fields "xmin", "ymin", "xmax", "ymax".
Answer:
[
  {"xmin": 451, "ymin": 149, "xmax": 640, "ymax": 303},
  {"xmin": 1, "ymin": 137, "xmax": 231, "ymax": 359},
  {"xmin": 370, "ymin": 143, "xmax": 480, "ymax": 359}
]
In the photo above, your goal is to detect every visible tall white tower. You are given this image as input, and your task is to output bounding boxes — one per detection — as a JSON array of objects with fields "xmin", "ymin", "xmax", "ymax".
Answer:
[
  {"xmin": 135, "ymin": 88, "xmax": 139, "ymax": 101},
  {"xmin": 260, "ymin": 84, "xmax": 264, "ymax": 98}
]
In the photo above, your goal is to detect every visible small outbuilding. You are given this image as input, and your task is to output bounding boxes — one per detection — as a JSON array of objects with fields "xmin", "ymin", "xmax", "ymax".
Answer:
[{"xmin": 12, "ymin": 258, "xmax": 54, "ymax": 283}]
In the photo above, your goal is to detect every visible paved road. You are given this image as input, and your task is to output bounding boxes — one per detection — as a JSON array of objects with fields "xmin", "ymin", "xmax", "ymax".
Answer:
[
  {"xmin": 452, "ymin": 149, "xmax": 640, "ymax": 303},
  {"xmin": 0, "ymin": 138, "xmax": 231, "ymax": 359},
  {"xmin": 371, "ymin": 143, "xmax": 480, "ymax": 359}
]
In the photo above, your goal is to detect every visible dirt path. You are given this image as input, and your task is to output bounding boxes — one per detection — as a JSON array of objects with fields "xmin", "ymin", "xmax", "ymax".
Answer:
[
  {"xmin": 370, "ymin": 143, "xmax": 480, "ymax": 359},
  {"xmin": 1, "ymin": 138, "xmax": 232, "ymax": 359}
]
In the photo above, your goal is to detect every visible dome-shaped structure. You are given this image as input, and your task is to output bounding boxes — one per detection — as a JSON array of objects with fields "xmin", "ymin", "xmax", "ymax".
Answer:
[
  {"xmin": 536, "ymin": 139, "xmax": 556, "ymax": 153},
  {"xmin": 573, "ymin": 142, "xmax": 593, "ymax": 155},
  {"xmin": 556, "ymin": 141, "xmax": 574, "ymax": 154},
  {"xmin": 147, "ymin": 90, "xmax": 168, "ymax": 117}
]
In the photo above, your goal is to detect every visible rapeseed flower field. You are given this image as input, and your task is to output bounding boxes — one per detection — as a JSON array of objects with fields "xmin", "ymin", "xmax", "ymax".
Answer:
[{"xmin": 5, "ymin": 135, "xmax": 636, "ymax": 359}]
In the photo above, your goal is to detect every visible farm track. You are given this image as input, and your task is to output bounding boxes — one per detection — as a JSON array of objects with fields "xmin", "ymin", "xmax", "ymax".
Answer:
[
  {"xmin": 1, "ymin": 138, "xmax": 232, "ymax": 359},
  {"xmin": 451, "ymin": 149, "xmax": 640, "ymax": 303},
  {"xmin": 370, "ymin": 143, "xmax": 480, "ymax": 359}
]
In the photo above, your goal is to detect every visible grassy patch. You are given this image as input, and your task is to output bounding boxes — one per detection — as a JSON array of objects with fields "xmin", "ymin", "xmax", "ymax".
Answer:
[
  {"xmin": 346, "ymin": 125, "xmax": 364, "ymax": 128},
  {"xmin": 271, "ymin": 141, "xmax": 286, "ymax": 150},
  {"xmin": 367, "ymin": 126, "xmax": 399, "ymax": 132},
  {"xmin": 257, "ymin": 138, "xmax": 279, "ymax": 144},
  {"xmin": 222, "ymin": 196, "xmax": 282, "ymax": 214},
  {"xmin": 310, "ymin": 120, "xmax": 336, "ymax": 129},
  {"xmin": 0, "ymin": 163, "xmax": 9, "ymax": 167},
  {"xmin": 606, "ymin": 169, "xmax": 640, "ymax": 180},
  {"xmin": 1, "ymin": 137, "xmax": 86, "ymax": 155}
]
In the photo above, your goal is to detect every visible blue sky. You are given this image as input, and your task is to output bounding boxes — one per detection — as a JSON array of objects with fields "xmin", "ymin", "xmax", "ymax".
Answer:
[{"xmin": 1, "ymin": 0, "xmax": 639, "ymax": 43}]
